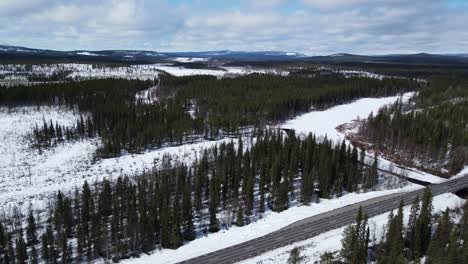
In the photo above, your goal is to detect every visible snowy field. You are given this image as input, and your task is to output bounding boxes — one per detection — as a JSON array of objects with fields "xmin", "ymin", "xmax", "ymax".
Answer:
[
  {"xmin": 0, "ymin": 63, "xmax": 288, "ymax": 84},
  {"xmin": 0, "ymin": 106, "xmax": 235, "ymax": 214},
  {"xmin": 281, "ymin": 92, "xmax": 414, "ymax": 143},
  {"xmin": 239, "ymin": 192, "xmax": 465, "ymax": 264}
]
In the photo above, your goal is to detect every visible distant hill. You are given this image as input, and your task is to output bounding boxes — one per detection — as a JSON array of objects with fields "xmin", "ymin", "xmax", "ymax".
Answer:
[{"xmin": 1, "ymin": 43, "xmax": 468, "ymax": 65}]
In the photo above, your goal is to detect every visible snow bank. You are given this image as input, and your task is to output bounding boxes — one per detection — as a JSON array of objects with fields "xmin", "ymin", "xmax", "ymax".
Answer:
[{"xmin": 240, "ymin": 193, "xmax": 465, "ymax": 264}]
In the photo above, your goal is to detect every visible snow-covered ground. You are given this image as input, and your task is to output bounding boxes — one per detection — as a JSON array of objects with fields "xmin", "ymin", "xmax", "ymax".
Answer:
[
  {"xmin": 281, "ymin": 92, "xmax": 446, "ymax": 184},
  {"xmin": 120, "ymin": 184, "xmax": 420, "ymax": 264},
  {"xmin": 0, "ymin": 91, "xmax": 447, "ymax": 264},
  {"xmin": 170, "ymin": 57, "xmax": 209, "ymax": 63},
  {"xmin": 119, "ymin": 93, "xmax": 435, "ymax": 264},
  {"xmin": 0, "ymin": 63, "xmax": 288, "ymax": 85},
  {"xmin": 239, "ymin": 192, "xmax": 465, "ymax": 264},
  {"xmin": 0, "ymin": 106, "xmax": 235, "ymax": 214},
  {"xmin": 338, "ymin": 70, "xmax": 387, "ymax": 80},
  {"xmin": 281, "ymin": 93, "xmax": 414, "ymax": 143}
]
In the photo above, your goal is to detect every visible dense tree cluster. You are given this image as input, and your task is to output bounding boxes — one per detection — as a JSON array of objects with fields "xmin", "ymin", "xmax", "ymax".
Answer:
[
  {"xmin": 159, "ymin": 73, "xmax": 420, "ymax": 129},
  {"xmin": 31, "ymin": 115, "xmax": 94, "ymax": 148},
  {"xmin": 0, "ymin": 130, "xmax": 381, "ymax": 263},
  {"xmin": 358, "ymin": 76, "xmax": 468, "ymax": 175},
  {"xmin": 1, "ymin": 74, "xmax": 419, "ymax": 156},
  {"xmin": 325, "ymin": 187, "xmax": 468, "ymax": 263}
]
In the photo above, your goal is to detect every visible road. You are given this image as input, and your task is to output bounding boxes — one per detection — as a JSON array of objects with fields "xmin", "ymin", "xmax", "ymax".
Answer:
[{"xmin": 178, "ymin": 174, "xmax": 468, "ymax": 264}]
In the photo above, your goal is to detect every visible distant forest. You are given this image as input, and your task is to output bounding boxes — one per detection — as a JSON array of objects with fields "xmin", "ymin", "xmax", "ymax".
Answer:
[{"xmin": 0, "ymin": 73, "xmax": 420, "ymax": 157}]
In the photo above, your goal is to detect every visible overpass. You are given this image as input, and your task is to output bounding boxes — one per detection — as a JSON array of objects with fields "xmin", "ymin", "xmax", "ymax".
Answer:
[{"xmin": 178, "ymin": 174, "xmax": 468, "ymax": 264}]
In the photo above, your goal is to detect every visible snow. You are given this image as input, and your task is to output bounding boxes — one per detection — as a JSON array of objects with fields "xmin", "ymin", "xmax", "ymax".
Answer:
[
  {"xmin": 120, "ymin": 184, "xmax": 420, "ymax": 264},
  {"xmin": 171, "ymin": 57, "xmax": 209, "ymax": 63},
  {"xmin": 0, "ymin": 106, "xmax": 235, "ymax": 214},
  {"xmin": 76, "ymin": 52, "xmax": 103, "ymax": 56},
  {"xmin": 239, "ymin": 192, "xmax": 465, "ymax": 264},
  {"xmin": 150, "ymin": 64, "xmax": 227, "ymax": 76},
  {"xmin": 280, "ymin": 92, "xmax": 446, "ymax": 184},
  {"xmin": 281, "ymin": 92, "xmax": 414, "ymax": 143},
  {"xmin": 116, "ymin": 92, "xmax": 444, "ymax": 264},
  {"xmin": 338, "ymin": 70, "xmax": 387, "ymax": 80},
  {"xmin": 0, "ymin": 63, "xmax": 290, "ymax": 87}
]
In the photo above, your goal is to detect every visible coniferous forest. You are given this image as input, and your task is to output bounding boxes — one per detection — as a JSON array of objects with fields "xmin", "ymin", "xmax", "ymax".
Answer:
[
  {"xmin": 357, "ymin": 76, "xmax": 468, "ymax": 176},
  {"xmin": 0, "ymin": 74, "xmax": 420, "ymax": 157},
  {"xmin": 0, "ymin": 130, "xmax": 380, "ymax": 263},
  {"xmin": 1, "ymin": 69, "xmax": 465, "ymax": 264}
]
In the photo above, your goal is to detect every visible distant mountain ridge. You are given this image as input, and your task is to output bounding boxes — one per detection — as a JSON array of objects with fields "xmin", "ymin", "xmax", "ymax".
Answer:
[
  {"xmin": 0, "ymin": 43, "xmax": 306, "ymax": 61},
  {"xmin": 1, "ymin": 43, "xmax": 468, "ymax": 64}
]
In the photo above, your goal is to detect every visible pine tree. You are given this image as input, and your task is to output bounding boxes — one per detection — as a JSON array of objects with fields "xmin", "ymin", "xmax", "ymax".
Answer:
[
  {"xmin": 182, "ymin": 177, "xmax": 195, "ymax": 241},
  {"xmin": 426, "ymin": 209, "xmax": 451, "ymax": 264},
  {"xmin": 6, "ymin": 233, "xmax": 14, "ymax": 264},
  {"xmin": 236, "ymin": 207, "xmax": 244, "ymax": 227},
  {"xmin": 407, "ymin": 195, "xmax": 420, "ymax": 259},
  {"xmin": 288, "ymin": 247, "xmax": 302, "ymax": 264},
  {"xmin": 0, "ymin": 222, "xmax": 6, "ymax": 262},
  {"xmin": 30, "ymin": 245, "xmax": 38, "ymax": 264},
  {"xmin": 26, "ymin": 208, "xmax": 38, "ymax": 246},
  {"xmin": 15, "ymin": 228, "xmax": 27, "ymax": 264},
  {"xmin": 446, "ymin": 229, "xmax": 459, "ymax": 264},
  {"xmin": 340, "ymin": 224, "xmax": 356, "ymax": 262},
  {"xmin": 416, "ymin": 187, "xmax": 433, "ymax": 257}
]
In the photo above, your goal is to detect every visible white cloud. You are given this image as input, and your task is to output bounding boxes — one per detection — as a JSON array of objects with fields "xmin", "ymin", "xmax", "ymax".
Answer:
[
  {"xmin": 0, "ymin": 0, "xmax": 47, "ymax": 16},
  {"xmin": 0, "ymin": 0, "xmax": 467, "ymax": 55}
]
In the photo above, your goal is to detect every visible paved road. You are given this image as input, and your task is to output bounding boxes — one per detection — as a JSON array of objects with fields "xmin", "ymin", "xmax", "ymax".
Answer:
[{"xmin": 178, "ymin": 174, "xmax": 468, "ymax": 264}]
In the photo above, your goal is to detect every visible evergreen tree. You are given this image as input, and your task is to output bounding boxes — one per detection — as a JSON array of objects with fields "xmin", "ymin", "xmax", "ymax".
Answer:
[
  {"xmin": 26, "ymin": 208, "xmax": 38, "ymax": 246},
  {"xmin": 288, "ymin": 247, "xmax": 302, "ymax": 264},
  {"xmin": 407, "ymin": 195, "xmax": 420, "ymax": 259},
  {"xmin": 15, "ymin": 228, "xmax": 27, "ymax": 264},
  {"xmin": 182, "ymin": 177, "xmax": 195, "ymax": 241},
  {"xmin": 416, "ymin": 187, "xmax": 433, "ymax": 257}
]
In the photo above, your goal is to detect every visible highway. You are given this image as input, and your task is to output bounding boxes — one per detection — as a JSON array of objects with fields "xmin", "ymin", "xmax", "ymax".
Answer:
[{"xmin": 178, "ymin": 174, "xmax": 468, "ymax": 264}]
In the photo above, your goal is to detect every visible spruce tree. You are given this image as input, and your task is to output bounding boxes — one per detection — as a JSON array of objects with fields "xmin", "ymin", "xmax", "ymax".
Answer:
[
  {"xmin": 417, "ymin": 187, "xmax": 433, "ymax": 257},
  {"xmin": 182, "ymin": 177, "xmax": 195, "ymax": 241},
  {"xmin": 26, "ymin": 208, "xmax": 38, "ymax": 246}
]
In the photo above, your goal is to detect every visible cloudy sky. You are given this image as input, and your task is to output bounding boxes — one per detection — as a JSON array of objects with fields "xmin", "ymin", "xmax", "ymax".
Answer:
[{"xmin": 1, "ymin": 0, "xmax": 467, "ymax": 55}]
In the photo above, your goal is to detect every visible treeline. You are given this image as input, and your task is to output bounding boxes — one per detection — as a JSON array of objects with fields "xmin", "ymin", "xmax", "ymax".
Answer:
[
  {"xmin": 323, "ymin": 187, "xmax": 468, "ymax": 263},
  {"xmin": 159, "ymin": 73, "xmax": 420, "ymax": 129},
  {"xmin": 1, "ymin": 74, "xmax": 420, "ymax": 156},
  {"xmin": 358, "ymin": 76, "xmax": 468, "ymax": 175},
  {"xmin": 0, "ymin": 130, "xmax": 381, "ymax": 263},
  {"xmin": 31, "ymin": 116, "xmax": 94, "ymax": 148}
]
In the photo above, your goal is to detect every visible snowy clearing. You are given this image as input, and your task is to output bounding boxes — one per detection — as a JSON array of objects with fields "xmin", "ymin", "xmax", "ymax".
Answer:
[
  {"xmin": 281, "ymin": 92, "xmax": 414, "ymax": 143},
  {"xmin": 0, "ymin": 106, "xmax": 235, "ymax": 214},
  {"xmin": 170, "ymin": 57, "xmax": 209, "ymax": 63},
  {"xmin": 239, "ymin": 192, "xmax": 465, "ymax": 264},
  {"xmin": 281, "ymin": 92, "xmax": 446, "ymax": 184},
  {"xmin": 0, "ymin": 63, "xmax": 288, "ymax": 85}
]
